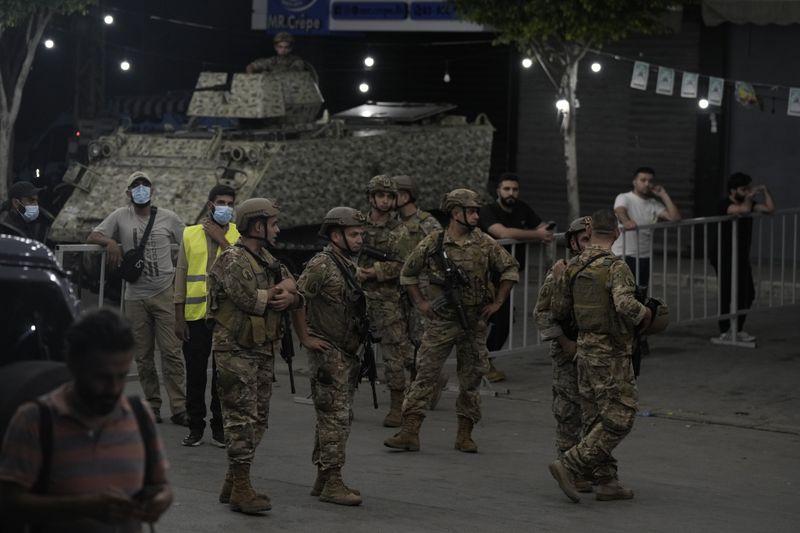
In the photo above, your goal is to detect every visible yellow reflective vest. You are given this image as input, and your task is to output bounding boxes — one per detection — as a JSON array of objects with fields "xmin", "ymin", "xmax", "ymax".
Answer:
[{"xmin": 183, "ymin": 223, "xmax": 240, "ymax": 321}]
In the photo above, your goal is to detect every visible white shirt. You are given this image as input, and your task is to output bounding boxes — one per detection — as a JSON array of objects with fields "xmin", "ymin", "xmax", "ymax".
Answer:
[{"xmin": 611, "ymin": 191, "xmax": 666, "ymax": 257}]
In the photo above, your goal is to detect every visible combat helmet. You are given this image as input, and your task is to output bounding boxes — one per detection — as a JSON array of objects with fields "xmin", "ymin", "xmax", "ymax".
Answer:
[
  {"xmin": 440, "ymin": 188, "xmax": 482, "ymax": 213},
  {"xmin": 319, "ymin": 206, "xmax": 366, "ymax": 237},
  {"xmin": 235, "ymin": 197, "xmax": 280, "ymax": 231},
  {"xmin": 273, "ymin": 32, "xmax": 294, "ymax": 45},
  {"xmin": 366, "ymin": 174, "xmax": 397, "ymax": 196},
  {"xmin": 564, "ymin": 216, "xmax": 591, "ymax": 250},
  {"xmin": 643, "ymin": 297, "xmax": 669, "ymax": 335},
  {"xmin": 392, "ymin": 175, "xmax": 419, "ymax": 200}
]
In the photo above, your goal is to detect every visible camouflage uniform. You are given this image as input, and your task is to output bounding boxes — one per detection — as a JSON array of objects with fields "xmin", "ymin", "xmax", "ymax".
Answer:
[
  {"xmin": 207, "ymin": 243, "xmax": 296, "ymax": 467},
  {"xmin": 551, "ymin": 245, "xmax": 648, "ymax": 483},
  {"xmin": 398, "ymin": 208, "xmax": 442, "ymax": 346},
  {"xmin": 359, "ymin": 212, "xmax": 414, "ymax": 393},
  {"xmin": 534, "ymin": 270, "xmax": 581, "ymax": 457},
  {"xmin": 296, "ymin": 245, "xmax": 365, "ymax": 471},
  {"xmin": 247, "ymin": 55, "xmax": 306, "ymax": 74},
  {"xmin": 400, "ymin": 229, "xmax": 519, "ymax": 422}
]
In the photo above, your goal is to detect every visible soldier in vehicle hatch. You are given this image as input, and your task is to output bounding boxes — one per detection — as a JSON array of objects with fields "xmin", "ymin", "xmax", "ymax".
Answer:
[{"xmin": 246, "ymin": 32, "xmax": 306, "ymax": 74}]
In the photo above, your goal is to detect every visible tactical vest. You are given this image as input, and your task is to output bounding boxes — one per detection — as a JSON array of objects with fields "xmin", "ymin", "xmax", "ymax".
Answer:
[
  {"xmin": 183, "ymin": 223, "xmax": 240, "ymax": 321},
  {"xmin": 213, "ymin": 248, "xmax": 282, "ymax": 348},
  {"xmin": 571, "ymin": 253, "xmax": 624, "ymax": 335}
]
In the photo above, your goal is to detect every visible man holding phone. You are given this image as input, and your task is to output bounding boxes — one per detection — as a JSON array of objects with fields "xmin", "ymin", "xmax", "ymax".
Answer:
[{"xmin": 479, "ymin": 172, "xmax": 554, "ymax": 382}]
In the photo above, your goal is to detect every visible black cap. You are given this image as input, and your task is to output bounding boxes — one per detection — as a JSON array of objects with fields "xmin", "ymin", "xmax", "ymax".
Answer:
[{"xmin": 9, "ymin": 181, "xmax": 42, "ymax": 200}]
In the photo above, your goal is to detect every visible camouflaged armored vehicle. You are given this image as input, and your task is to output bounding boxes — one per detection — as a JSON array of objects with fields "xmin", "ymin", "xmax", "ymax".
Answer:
[{"xmin": 49, "ymin": 69, "xmax": 494, "ymax": 261}]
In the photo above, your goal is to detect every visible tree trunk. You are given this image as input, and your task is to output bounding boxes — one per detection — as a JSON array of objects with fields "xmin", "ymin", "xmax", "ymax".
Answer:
[
  {"xmin": 562, "ymin": 59, "xmax": 580, "ymax": 222},
  {"xmin": 0, "ymin": 119, "xmax": 10, "ymax": 200}
]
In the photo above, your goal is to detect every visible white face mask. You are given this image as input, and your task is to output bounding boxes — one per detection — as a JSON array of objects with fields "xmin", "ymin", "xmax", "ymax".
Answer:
[
  {"xmin": 21, "ymin": 204, "xmax": 39, "ymax": 222},
  {"xmin": 131, "ymin": 185, "xmax": 151, "ymax": 205},
  {"xmin": 212, "ymin": 206, "xmax": 234, "ymax": 225}
]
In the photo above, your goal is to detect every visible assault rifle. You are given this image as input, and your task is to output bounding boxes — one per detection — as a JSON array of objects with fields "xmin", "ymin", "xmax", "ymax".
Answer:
[
  {"xmin": 360, "ymin": 323, "xmax": 380, "ymax": 409},
  {"xmin": 632, "ymin": 285, "xmax": 648, "ymax": 377},
  {"xmin": 431, "ymin": 232, "xmax": 470, "ymax": 330},
  {"xmin": 268, "ymin": 261, "xmax": 296, "ymax": 394},
  {"xmin": 359, "ymin": 244, "xmax": 403, "ymax": 263}
]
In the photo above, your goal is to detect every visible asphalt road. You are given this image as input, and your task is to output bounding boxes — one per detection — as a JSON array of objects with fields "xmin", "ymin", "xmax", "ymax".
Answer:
[{"xmin": 132, "ymin": 305, "xmax": 800, "ymax": 533}]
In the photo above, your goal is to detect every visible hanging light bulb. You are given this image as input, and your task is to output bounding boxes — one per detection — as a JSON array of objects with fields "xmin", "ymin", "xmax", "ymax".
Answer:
[
  {"xmin": 104, "ymin": 14, "xmax": 114, "ymax": 25},
  {"xmin": 44, "ymin": 38, "xmax": 55, "ymax": 49},
  {"xmin": 521, "ymin": 57, "xmax": 533, "ymax": 69},
  {"xmin": 364, "ymin": 56, "xmax": 375, "ymax": 68},
  {"xmin": 698, "ymin": 98, "xmax": 709, "ymax": 109},
  {"xmin": 120, "ymin": 60, "xmax": 131, "ymax": 71},
  {"xmin": 443, "ymin": 72, "xmax": 451, "ymax": 83},
  {"xmin": 555, "ymin": 99, "xmax": 570, "ymax": 112},
  {"xmin": 359, "ymin": 82, "xmax": 370, "ymax": 93},
  {"xmin": 590, "ymin": 62, "xmax": 602, "ymax": 73}
]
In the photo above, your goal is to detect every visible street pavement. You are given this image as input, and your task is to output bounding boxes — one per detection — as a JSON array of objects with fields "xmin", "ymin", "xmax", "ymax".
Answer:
[{"xmin": 134, "ymin": 305, "xmax": 800, "ymax": 533}]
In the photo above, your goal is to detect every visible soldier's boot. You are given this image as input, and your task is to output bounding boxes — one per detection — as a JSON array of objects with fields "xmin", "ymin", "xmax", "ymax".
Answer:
[
  {"xmin": 383, "ymin": 414, "xmax": 422, "ymax": 451},
  {"xmin": 454, "ymin": 416, "xmax": 478, "ymax": 453},
  {"xmin": 575, "ymin": 479, "xmax": 594, "ymax": 493},
  {"xmin": 229, "ymin": 463, "xmax": 272, "ymax": 514},
  {"xmin": 595, "ymin": 479, "xmax": 634, "ymax": 501},
  {"xmin": 310, "ymin": 467, "xmax": 360, "ymax": 497},
  {"xmin": 382, "ymin": 390, "xmax": 404, "ymax": 428},
  {"xmin": 548, "ymin": 459, "xmax": 581, "ymax": 503},
  {"xmin": 318, "ymin": 469, "xmax": 363, "ymax": 506},
  {"xmin": 428, "ymin": 374, "xmax": 449, "ymax": 410},
  {"xmin": 219, "ymin": 469, "xmax": 233, "ymax": 504},
  {"xmin": 485, "ymin": 360, "xmax": 506, "ymax": 383}
]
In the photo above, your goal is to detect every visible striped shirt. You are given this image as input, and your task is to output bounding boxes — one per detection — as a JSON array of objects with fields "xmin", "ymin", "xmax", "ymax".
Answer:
[{"xmin": 0, "ymin": 384, "xmax": 169, "ymax": 532}]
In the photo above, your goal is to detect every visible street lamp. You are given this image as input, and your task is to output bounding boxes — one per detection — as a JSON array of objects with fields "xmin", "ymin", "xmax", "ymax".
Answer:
[
  {"xmin": 104, "ymin": 14, "xmax": 114, "ymax": 25},
  {"xmin": 521, "ymin": 57, "xmax": 533, "ymax": 69}
]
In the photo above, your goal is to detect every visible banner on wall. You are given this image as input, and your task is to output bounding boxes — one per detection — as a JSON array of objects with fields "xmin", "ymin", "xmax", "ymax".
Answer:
[
  {"xmin": 708, "ymin": 76, "xmax": 724, "ymax": 106},
  {"xmin": 655, "ymin": 66, "xmax": 675, "ymax": 96},
  {"xmin": 680, "ymin": 72, "xmax": 698, "ymax": 98},
  {"xmin": 787, "ymin": 88, "xmax": 800, "ymax": 117},
  {"xmin": 630, "ymin": 61, "xmax": 650, "ymax": 90}
]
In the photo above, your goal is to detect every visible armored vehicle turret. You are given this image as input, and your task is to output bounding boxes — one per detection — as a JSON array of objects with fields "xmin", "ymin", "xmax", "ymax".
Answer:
[{"xmin": 50, "ymin": 70, "xmax": 494, "ymax": 259}]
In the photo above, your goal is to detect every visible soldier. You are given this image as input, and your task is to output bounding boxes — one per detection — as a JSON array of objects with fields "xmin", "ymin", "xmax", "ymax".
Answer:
[
  {"xmin": 533, "ymin": 216, "xmax": 592, "ymax": 492},
  {"xmin": 393, "ymin": 174, "xmax": 448, "ymax": 407},
  {"xmin": 548, "ymin": 209, "xmax": 652, "ymax": 503},
  {"xmin": 207, "ymin": 198, "xmax": 302, "ymax": 515},
  {"xmin": 292, "ymin": 207, "xmax": 368, "ymax": 506},
  {"xmin": 384, "ymin": 188, "xmax": 519, "ymax": 453},
  {"xmin": 358, "ymin": 175, "xmax": 414, "ymax": 428},
  {"xmin": 246, "ymin": 32, "xmax": 306, "ymax": 74}
]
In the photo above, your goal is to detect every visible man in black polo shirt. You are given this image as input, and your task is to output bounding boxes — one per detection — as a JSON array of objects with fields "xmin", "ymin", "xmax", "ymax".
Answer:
[{"xmin": 480, "ymin": 173, "xmax": 554, "ymax": 381}]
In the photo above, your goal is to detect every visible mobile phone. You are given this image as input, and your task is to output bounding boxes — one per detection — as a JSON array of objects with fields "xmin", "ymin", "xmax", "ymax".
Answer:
[{"xmin": 545, "ymin": 221, "xmax": 557, "ymax": 231}]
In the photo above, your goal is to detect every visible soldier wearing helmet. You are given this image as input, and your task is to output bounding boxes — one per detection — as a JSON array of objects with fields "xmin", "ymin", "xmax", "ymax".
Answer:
[
  {"xmin": 246, "ymin": 32, "xmax": 306, "ymax": 74},
  {"xmin": 292, "ymin": 206, "xmax": 366, "ymax": 506},
  {"xmin": 392, "ymin": 174, "xmax": 448, "ymax": 407},
  {"xmin": 533, "ymin": 216, "xmax": 592, "ymax": 493},
  {"xmin": 207, "ymin": 197, "xmax": 302, "ymax": 515},
  {"xmin": 384, "ymin": 188, "xmax": 519, "ymax": 454},
  {"xmin": 358, "ymin": 174, "xmax": 415, "ymax": 428},
  {"xmin": 548, "ymin": 209, "xmax": 653, "ymax": 503}
]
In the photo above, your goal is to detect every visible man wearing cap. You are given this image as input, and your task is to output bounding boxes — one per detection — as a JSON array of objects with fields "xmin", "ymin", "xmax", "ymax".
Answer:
[
  {"xmin": 0, "ymin": 181, "xmax": 51, "ymax": 243},
  {"xmin": 174, "ymin": 184, "xmax": 239, "ymax": 448},
  {"xmin": 207, "ymin": 197, "xmax": 302, "ymax": 515},
  {"xmin": 384, "ymin": 188, "xmax": 518, "ymax": 454},
  {"xmin": 548, "ymin": 209, "xmax": 652, "ymax": 503},
  {"xmin": 87, "ymin": 171, "xmax": 188, "ymax": 426},
  {"xmin": 479, "ymin": 172, "xmax": 555, "ymax": 382},
  {"xmin": 246, "ymin": 32, "xmax": 306, "ymax": 74},
  {"xmin": 534, "ymin": 216, "xmax": 593, "ymax": 493}
]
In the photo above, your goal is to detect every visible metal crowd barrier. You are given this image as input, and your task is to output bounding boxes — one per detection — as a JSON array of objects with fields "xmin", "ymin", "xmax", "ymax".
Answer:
[{"xmin": 54, "ymin": 209, "xmax": 799, "ymax": 353}]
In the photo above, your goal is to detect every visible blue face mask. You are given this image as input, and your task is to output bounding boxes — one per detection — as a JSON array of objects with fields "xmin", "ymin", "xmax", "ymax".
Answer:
[
  {"xmin": 21, "ymin": 205, "xmax": 39, "ymax": 222},
  {"xmin": 131, "ymin": 185, "xmax": 151, "ymax": 205},
  {"xmin": 212, "ymin": 205, "xmax": 234, "ymax": 225}
]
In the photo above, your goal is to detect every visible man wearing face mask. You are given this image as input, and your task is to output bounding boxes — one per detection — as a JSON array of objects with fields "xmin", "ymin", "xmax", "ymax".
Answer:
[
  {"xmin": 174, "ymin": 184, "xmax": 239, "ymax": 448},
  {"xmin": 207, "ymin": 197, "xmax": 302, "ymax": 515},
  {"xmin": 384, "ymin": 189, "xmax": 518, "ymax": 453},
  {"xmin": 292, "ymin": 207, "xmax": 367, "ymax": 506},
  {"xmin": 0, "ymin": 181, "xmax": 51, "ymax": 243},
  {"xmin": 88, "ymin": 171, "xmax": 187, "ymax": 427}
]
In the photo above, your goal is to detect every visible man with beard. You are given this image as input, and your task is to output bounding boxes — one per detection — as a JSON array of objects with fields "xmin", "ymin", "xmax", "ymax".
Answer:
[
  {"xmin": 384, "ymin": 189, "xmax": 518, "ymax": 453},
  {"xmin": 0, "ymin": 309, "xmax": 173, "ymax": 532},
  {"xmin": 709, "ymin": 172, "xmax": 774, "ymax": 344},
  {"xmin": 612, "ymin": 167, "xmax": 681, "ymax": 288},
  {"xmin": 88, "ymin": 171, "xmax": 187, "ymax": 427},
  {"xmin": 479, "ymin": 173, "xmax": 554, "ymax": 382}
]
